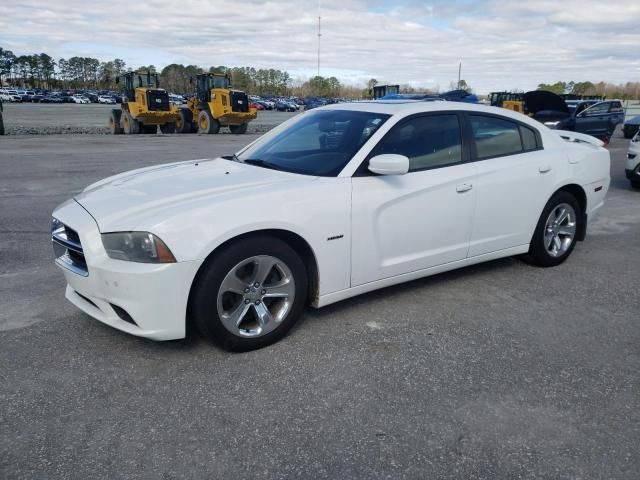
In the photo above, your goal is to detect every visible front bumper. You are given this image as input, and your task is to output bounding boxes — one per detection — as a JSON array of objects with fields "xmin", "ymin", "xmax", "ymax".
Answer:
[{"xmin": 52, "ymin": 199, "xmax": 200, "ymax": 340}]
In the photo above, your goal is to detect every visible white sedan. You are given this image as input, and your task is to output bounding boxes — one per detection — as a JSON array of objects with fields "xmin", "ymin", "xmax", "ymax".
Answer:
[
  {"xmin": 52, "ymin": 101, "xmax": 610, "ymax": 350},
  {"xmin": 625, "ymin": 130, "xmax": 640, "ymax": 189}
]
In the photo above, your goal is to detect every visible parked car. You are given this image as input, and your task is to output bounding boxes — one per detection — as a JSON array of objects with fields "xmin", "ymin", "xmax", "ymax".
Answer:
[
  {"xmin": 275, "ymin": 99, "xmax": 297, "ymax": 112},
  {"xmin": 623, "ymin": 115, "xmax": 640, "ymax": 139},
  {"xmin": 530, "ymin": 92, "xmax": 625, "ymax": 139},
  {"xmin": 258, "ymin": 100, "xmax": 275, "ymax": 110},
  {"xmin": 249, "ymin": 101, "xmax": 264, "ymax": 111},
  {"xmin": 41, "ymin": 95, "xmax": 63, "ymax": 103},
  {"xmin": 98, "ymin": 95, "xmax": 116, "ymax": 104},
  {"xmin": 51, "ymin": 102, "xmax": 610, "ymax": 351},
  {"xmin": 71, "ymin": 95, "xmax": 90, "ymax": 104},
  {"xmin": 625, "ymin": 130, "xmax": 640, "ymax": 188}
]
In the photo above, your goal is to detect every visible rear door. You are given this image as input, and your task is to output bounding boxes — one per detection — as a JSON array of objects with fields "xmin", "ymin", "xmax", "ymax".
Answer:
[
  {"xmin": 466, "ymin": 114, "xmax": 558, "ymax": 256},
  {"xmin": 576, "ymin": 102, "xmax": 611, "ymax": 137}
]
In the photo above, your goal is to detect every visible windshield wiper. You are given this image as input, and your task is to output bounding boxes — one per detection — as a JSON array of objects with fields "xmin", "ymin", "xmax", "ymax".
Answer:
[
  {"xmin": 242, "ymin": 159, "xmax": 282, "ymax": 171},
  {"xmin": 221, "ymin": 154, "xmax": 242, "ymax": 162}
]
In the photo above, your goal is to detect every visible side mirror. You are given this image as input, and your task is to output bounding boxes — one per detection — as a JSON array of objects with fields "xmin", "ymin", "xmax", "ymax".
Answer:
[{"xmin": 368, "ymin": 154, "xmax": 409, "ymax": 176}]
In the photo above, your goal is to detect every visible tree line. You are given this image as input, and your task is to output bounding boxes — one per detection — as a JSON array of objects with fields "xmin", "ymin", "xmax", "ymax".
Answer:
[
  {"xmin": 0, "ymin": 46, "xmax": 349, "ymax": 97},
  {"xmin": 537, "ymin": 80, "xmax": 640, "ymax": 99}
]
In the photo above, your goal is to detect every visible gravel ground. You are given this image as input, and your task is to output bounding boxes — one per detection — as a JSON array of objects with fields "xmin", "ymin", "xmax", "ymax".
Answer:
[
  {"xmin": 0, "ymin": 131, "xmax": 639, "ymax": 479},
  {"xmin": 0, "ymin": 103, "xmax": 298, "ymax": 135}
]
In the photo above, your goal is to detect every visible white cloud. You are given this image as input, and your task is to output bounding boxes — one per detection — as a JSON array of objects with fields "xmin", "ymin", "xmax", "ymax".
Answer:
[{"xmin": 0, "ymin": 0, "xmax": 639, "ymax": 93}]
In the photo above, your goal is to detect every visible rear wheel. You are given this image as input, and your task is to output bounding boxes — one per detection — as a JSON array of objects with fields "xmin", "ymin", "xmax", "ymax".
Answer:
[
  {"xmin": 122, "ymin": 112, "xmax": 140, "ymax": 134},
  {"xmin": 197, "ymin": 110, "xmax": 220, "ymax": 134},
  {"xmin": 526, "ymin": 191, "xmax": 581, "ymax": 267},
  {"xmin": 160, "ymin": 123, "xmax": 175, "ymax": 134},
  {"xmin": 109, "ymin": 109, "xmax": 123, "ymax": 135},
  {"xmin": 191, "ymin": 236, "xmax": 307, "ymax": 351},
  {"xmin": 176, "ymin": 108, "xmax": 193, "ymax": 133},
  {"xmin": 229, "ymin": 123, "xmax": 248, "ymax": 134},
  {"xmin": 631, "ymin": 180, "xmax": 640, "ymax": 189}
]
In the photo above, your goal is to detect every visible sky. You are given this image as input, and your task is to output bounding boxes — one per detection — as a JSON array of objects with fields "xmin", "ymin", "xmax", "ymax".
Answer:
[{"xmin": 1, "ymin": 0, "xmax": 639, "ymax": 93}]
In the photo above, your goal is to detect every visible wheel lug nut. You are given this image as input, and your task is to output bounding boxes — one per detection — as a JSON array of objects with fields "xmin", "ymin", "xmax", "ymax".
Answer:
[
  {"xmin": 255, "ymin": 300, "xmax": 260, "ymax": 305},
  {"xmin": 261, "ymin": 289, "xmax": 266, "ymax": 295},
  {"xmin": 254, "ymin": 282, "xmax": 260, "ymax": 287},
  {"xmin": 244, "ymin": 299, "xmax": 250, "ymax": 304},
  {"xmin": 244, "ymin": 287, "xmax": 250, "ymax": 293}
]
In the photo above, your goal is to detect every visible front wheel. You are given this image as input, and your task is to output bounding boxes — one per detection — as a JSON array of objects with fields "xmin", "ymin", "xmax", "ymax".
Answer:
[
  {"xmin": 526, "ymin": 191, "xmax": 581, "ymax": 267},
  {"xmin": 197, "ymin": 110, "xmax": 220, "ymax": 134},
  {"xmin": 109, "ymin": 109, "xmax": 123, "ymax": 134},
  {"xmin": 191, "ymin": 236, "xmax": 307, "ymax": 351},
  {"xmin": 176, "ymin": 108, "xmax": 193, "ymax": 133}
]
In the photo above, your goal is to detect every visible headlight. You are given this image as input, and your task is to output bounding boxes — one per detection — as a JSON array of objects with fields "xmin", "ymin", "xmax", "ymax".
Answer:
[{"xmin": 101, "ymin": 232, "xmax": 176, "ymax": 263}]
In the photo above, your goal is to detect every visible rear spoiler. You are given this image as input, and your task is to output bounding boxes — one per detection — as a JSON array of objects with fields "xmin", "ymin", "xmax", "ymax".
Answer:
[{"xmin": 556, "ymin": 130, "xmax": 605, "ymax": 147}]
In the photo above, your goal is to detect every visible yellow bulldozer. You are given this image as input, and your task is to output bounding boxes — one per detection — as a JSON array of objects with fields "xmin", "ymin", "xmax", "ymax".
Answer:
[
  {"xmin": 174, "ymin": 73, "xmax": 256, "ymax": 134},
  {"xmin": 109, "ymin": 71, "xmax": 180, "ymax": 134}
]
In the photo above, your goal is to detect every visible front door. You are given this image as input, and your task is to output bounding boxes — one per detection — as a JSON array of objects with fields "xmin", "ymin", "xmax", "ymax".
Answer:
[{"xmin": 351, "ymin": 113, "xmax": 477, "ymax": 286}]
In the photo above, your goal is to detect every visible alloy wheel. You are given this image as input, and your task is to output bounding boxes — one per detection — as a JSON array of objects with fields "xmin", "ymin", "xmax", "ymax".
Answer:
[
  {"xmin": 544, "ymin": 203, "xmax": 576, "ymax": 257},
  {"xmin": 216, "ymin": 255, "xmax": 295, "ymax": 338}
]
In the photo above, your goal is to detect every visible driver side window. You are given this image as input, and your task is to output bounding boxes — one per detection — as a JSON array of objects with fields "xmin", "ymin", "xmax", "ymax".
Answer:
[{"xmin": 369, "ymin": 114, "xmax": 463, "ymax": 172}]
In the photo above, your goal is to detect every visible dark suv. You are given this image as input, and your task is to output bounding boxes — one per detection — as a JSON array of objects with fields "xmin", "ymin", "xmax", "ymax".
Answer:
[
  {"xmin": 544, "ymin": 100, "xmax": 624, "ymax": 139},
  {"xmin": 524, "ymin": 91, "xmax": 624, "ymax": 140}
]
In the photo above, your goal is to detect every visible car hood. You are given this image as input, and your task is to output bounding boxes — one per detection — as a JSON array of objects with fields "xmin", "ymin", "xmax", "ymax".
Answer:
[
  {"xmin": 75, "ymin": 158, "xmax": 300, "ymax": 232},
  {"xmin": 524, "ymin": 91, "xmax": 570, "ymax": 116},
  {"xmin": 625, "ymin": 115, "xmax": 640, "ymax": 126}
]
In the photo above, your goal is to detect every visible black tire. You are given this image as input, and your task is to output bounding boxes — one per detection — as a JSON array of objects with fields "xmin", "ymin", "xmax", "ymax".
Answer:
[
  {"xmin": 525, "ymin": 191, "xmax": 582, "ymax": 267},
  {"xmin": 123, "ymin": 112, "xmax": 140, "ymax": 134},
  {"xmin": 160, "ymin": 122, "xmax": 176, "ymax": 134},
  {"xmin": 197, "ymin": 110, "xmax": 220, "ymax": 134},
  {"xmin": 631, "ymin": 180, "xmax": 640, "ymax": 190},
  {"xmin": 229, "ymin": 123, "xmax": 248, "ymax": 134},
  {"xmin": 176, "ymin": 108, "xmax": 193, "ymax": 133},
  {"xmin": 190, "ymin": 235, "xmax": 308, "ymax": 351},
  {"xmin": 142, "ymin": 125, "xmax": 157, "ymax": 134},
  {"xmin": 109, "ymin": 109, "xmax": 123, "ymax": 135},
  {"xmin": 0, "ymin": 112, "xmax": 4, "ymax": 136}
]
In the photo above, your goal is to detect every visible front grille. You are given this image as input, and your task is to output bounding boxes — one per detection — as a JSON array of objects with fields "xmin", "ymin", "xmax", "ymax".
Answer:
[
  {"xmin": 52, "ymin": 221, "xmax": 89, "ymax": 276},
  {"xmin": 146, "ymin": 90, "xmax": 170, "ymax": 111},
  {"xmin": 230, "ymin": 91, "xmax": 249, "ymax": 113}
]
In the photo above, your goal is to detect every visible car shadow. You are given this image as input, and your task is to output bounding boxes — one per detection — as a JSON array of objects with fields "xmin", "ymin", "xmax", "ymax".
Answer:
[{"xmin": 299, "ymin": 255, "xmax": 523, "ymax": 325}]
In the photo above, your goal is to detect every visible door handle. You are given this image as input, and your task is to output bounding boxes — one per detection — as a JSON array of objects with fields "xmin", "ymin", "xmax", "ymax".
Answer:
[
  {"xmin": 538, "ymin": 165, "xmax": 552, "ymax": 173},
  {"xmin": 456, "ymin": 183, "xmax": 473, "ymax": 193}
]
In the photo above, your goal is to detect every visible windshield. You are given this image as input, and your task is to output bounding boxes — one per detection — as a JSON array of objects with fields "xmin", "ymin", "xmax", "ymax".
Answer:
[{"xmin": 237, "ymin": 109, "xmax": 390, "ymax": 176}]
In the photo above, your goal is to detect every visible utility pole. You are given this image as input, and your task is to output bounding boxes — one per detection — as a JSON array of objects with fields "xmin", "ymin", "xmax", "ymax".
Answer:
[{"xmin": 317, "ymin": 14, "xmax": 322, "ymax": 77}]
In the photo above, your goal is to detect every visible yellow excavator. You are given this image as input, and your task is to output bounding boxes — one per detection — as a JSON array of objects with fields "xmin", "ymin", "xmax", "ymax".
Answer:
[
  {"xmin": 109, "ymin": 71, "xmax": 180, "ymax": 134},
  {"xmin": 174, "ymin": 73, "xmax": 256, "ymax": 134}
]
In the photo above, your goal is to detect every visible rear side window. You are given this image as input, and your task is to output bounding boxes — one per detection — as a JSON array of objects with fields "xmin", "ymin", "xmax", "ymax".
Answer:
[
  {"xmin": 584, "ymin": 103, "xmax": 609, "ymax": 115},
  {"xmin": 470, "ymin": 115, "xmax": 524, "ymax": 159},
  {"xmin": 369, "ymin": 114, "xmax": 462, "ymax": 172},
  {"xmin": 520, "ymin": 125, "xmax": 539, "ymax": 151},
  {"xmin": 609, "ymin": 101, "xmax": 623, "ymax": 112}
]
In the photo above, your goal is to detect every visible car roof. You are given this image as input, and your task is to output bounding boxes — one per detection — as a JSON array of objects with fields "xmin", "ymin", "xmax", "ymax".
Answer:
[{"xmin": 320, "ymin": 99, "xmax": 543, "ymax": 125}]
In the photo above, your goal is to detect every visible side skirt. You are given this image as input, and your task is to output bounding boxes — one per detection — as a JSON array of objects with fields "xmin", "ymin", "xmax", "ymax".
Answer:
[{"xmin": 314, "ymin": 244, "xmax": 529, "ymax": 308}]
